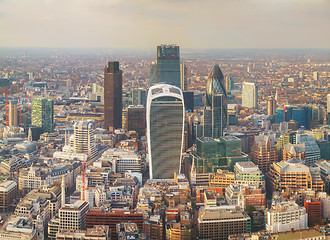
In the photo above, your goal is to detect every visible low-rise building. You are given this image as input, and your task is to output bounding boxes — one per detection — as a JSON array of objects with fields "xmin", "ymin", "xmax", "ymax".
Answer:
[
  {"xmin": 234, "ymin": 161, "xmax": 265, "ymax": 187},
  {"xmin": 198, "ymin": 206, "xmax": 251, "ymax": 240},
  {"xmin": 265, "ymin": 200, "xmax": 307, "ymax": 233},
  {"xmin": 56, "ymin": 225, "xmax": 110, "ymax": 240}
]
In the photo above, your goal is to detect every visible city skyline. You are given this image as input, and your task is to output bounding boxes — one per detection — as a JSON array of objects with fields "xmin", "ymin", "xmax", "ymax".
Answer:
[{"xmin": 0, "ymin": 0, "xmax": 329, "ymax": 49}]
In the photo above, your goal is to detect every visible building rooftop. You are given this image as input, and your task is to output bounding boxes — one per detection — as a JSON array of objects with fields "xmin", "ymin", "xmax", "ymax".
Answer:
[{"xmin": 277, "ymin": 159, "xmax": 310, "ymax": 173}]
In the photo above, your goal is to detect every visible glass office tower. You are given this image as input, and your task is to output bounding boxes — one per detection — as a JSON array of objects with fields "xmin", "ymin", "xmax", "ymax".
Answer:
[
  {"xmin": 147, "ymin": 84, "xmax": 185, "ymax": 179},
  {"xmin": 157, "ymin": 45, "xmax": 181, "ymax": 88},
  {"xmin": 203, "ymin": 65, "xmax": 227, "ymax": 138},
  {"xmin": 31, "ymin": 98, "xmax": 54, "ymax": 132}
]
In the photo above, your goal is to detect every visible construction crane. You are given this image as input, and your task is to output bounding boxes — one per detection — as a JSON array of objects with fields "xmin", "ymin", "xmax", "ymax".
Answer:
[{"xmin": 82, "ymin": 148, "xmax": 86, "ymax": 201}]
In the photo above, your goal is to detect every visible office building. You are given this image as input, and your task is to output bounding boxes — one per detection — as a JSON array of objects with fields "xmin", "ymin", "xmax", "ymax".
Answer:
[
  {"xmin": 234, "ymin": 161, "xmax": 265, "ymax": 188},
  {"xmin": 191, "ymin": 136, "xmax": 249, "ymax": 186},
  {"xmin": 0, "ymin": 180, "xmax": 17, "ymax": 211},
  {"xmin": 56, "ymin": 225, "xmax": 111, "ymax": 240},
  {"xmin": 304, "ymin": 199, "xmax": 322, "ymax": 226},
  {"xmin": 132, "ymin": 89, "xmax": 146, "ymax": 106},
  {"xmin": 8, "ymin": 100, "xmax": 18, "ymax": 126},
  {"xmin": 86, "ymin": 209, "xmax": 144, "ymax": 240},
  {"xmin": 104, "ymin": 61, "xmax": 122, "ymax": 131},
  {"xmin": 265, "ymin": 201, "xmax": 307, "ymax": 233},
  {"xmin": 126, "ymin": 105, "xmax": 146, "ymax": 137},
  {"xmin": 227, "ymin": 104, "xmax": 238, "ymax": 125},
  {"xmin": 166, "ymin": 222, "xmax": 192, "ymax": 240},
  {"xmin": 198, "ymin": 206, "xmax": 251, "ymax": 240},
  {"xmin": 183, "ymin": 91, "xmax": 194, "ymax": 112},
  {"xmin": 53, "ymin": 121, "xmax": 97, "ymax": 162},
  {"xmin": 143, "ymin": 214, "xmax": 164, "ymax": 240},
  {"xmin": 157, "ymin": 44, "xmax": 181, "ymax": 88},
  {"xmin": 282, "ymin": 143, "xmax": 306, "ymax": 162},
  {"xmin": 267, "ymin": 97, "xmax": 276, "ymax": 116},
  {"xmin": 73, "ymin": 121, "xmax": 97, "ymax": 160},
  {"xmin": 242, "ymin": 82, "xmax": 258, "ymax": 109},
  {"xmin": 31, "ymin": 98, "xmax": 54, "ymax": 132},
  {"xmin": 100, "ymin": 148, "xmax": 142, "ymax": 174},
  {"xmin": 180, "ymin": 62, "xmax": 188, "ymax": 91},
  {"xmin": 226, "ymin": 76, "xmax": 234, "ymax": 91},
  {"xmin": 0, "ymin": 216, "xmax": 37, "ymax": 240},
  {"xmin": 59, "ymin": 200, "xmax": 89, "ymax": 230},
  {"xmin": 267, "ymin": 158, "xmax": 324, "ymax": 193},
  {"xmin": 117, "ymin": 222, "xmax": 147, "ymax": 240},
  {"xmin": 147, "ymin": 84, "xmax": 184, "ymax": 179},
  {"xmin": 275, "ymin": 105, "xmax": 312, "ymax": 129},
  {"xmin": 203, "ymin": 65, "xmax": 227, "ymax": 138},
  {"xmin": 149, "ymin": 62, "xmax": 157, "ymax": 87},
  {"xmin": 250, "ymin": 133, "xmax": 277, "ymax": 174},
  {"xmin": 294, "ymin": 133, "xmax": 321, "ymax": 165},
  {"xmin": 209, "ymin": 169, "xmax": 235, "ymax": 188}
]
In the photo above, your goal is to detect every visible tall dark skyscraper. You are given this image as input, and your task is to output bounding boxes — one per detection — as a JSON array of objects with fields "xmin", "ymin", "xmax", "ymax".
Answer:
[
  {"xmin": 156, "ymin": 44, "xmax": 181, "ymax": 88},
  {"xmin": 104, "ymin": 61, "xmax": 122, "ymax": 131},
  {"xmin": 203, "ymin": 65, "xmax": 227, "ymax": 138}
]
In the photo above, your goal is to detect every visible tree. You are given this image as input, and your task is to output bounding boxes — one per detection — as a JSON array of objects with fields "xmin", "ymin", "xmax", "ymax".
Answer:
[{"xmin": 245, "ymin": 205, "xmax": 256, "ymax": 212}]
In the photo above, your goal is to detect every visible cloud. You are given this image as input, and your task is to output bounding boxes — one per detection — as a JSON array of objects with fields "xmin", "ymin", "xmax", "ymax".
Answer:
[{"xmin": 0, "ymin": 0, "xmax": 329, "ymax": 48}]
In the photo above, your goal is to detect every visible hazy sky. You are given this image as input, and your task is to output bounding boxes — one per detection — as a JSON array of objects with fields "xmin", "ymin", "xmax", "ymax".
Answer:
[{"xmin": 0, "ymin": 0, "xmax": 329, "ymax": 49}]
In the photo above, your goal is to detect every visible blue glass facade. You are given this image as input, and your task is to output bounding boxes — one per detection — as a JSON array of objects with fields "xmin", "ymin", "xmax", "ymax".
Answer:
[{"xmin": 275, "ymin": 106, "xmax": 312, "ymax": 129}]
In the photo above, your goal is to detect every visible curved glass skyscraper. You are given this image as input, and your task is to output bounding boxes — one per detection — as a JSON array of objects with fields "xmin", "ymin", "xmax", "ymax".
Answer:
[
  {"xmin": 147, "ymin": 84, "xmax": 185, "ymax": 179},
  {"xmin": 203, "ymin": 64, "xmax": 227, "ymax": 138}
]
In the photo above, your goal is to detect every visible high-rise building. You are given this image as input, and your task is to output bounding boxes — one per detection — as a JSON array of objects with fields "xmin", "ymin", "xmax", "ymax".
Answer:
[
  {"xmin": 132, "ymin": 89, "xmax": 146, "ymax": 107},
  {"xmin": 313, "ymin": 71, "xmax": 319, "ymax": 81},
  {"xmin": 31, "ymin": 98, "xmax": 54, "ymax": 132},
  {"xmin": 293, "ymin": 133, "xmax": 321, "ymax": 165},
  {"xmin": 147, "ymin": 84, "xmax": 185, "ymax": 179},
  {"xmin": 157, "ymin": 44, "xmax": 181, "ymax": 88},
  {"xmin": 203, "ymin": 65, "xmax": 227, "ymax": 138},
  {"xmin": 59, "ymin": 200, "xmax": 89, "ymax": 230},
  {"xmin": 8, "ymin": 100, "xmax": 18, "ymax": 126},
  {"xmin": 327, "ymin": 94, "xmax": 330, "ymax": 125},
  {"xmin": 250, "ymin": 133, "xmax": 277, "ymax": 174},
  {"xmin": 226, "ymin": 76, "xmax": 234, "ymax": 91},
  {"xmin": 73, "ymin": 121, "xmax": 97, "ymax": 160},
  {"xmin": 126, "ymin": 105, "xmax": 146, "ymax": 137},
  {"xmin": 275, "ymin": 105, "xmax": 312, "ymax": 129},
  {"xmin": 149, "ymin": 62, "xmax": 157, "ymax": 87},
  {"xmin": 180, "ymin": 62, "xmax": 188, "ymax": 91},
  {"xmin": 242, "ymin": 82, "xmax": 258, "ymax": 109},
  {"xmin": 267, "ymin": 97, "xmax": 276, "ymax": 116},
  {"xmin": 104, "ymin": 61, "xmax": 122, "ymax": 131}
]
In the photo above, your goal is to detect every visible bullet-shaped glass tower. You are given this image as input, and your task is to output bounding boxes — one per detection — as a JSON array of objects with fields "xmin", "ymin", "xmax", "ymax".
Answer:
[
  {"xmin": 147, "ymin": 84, "xmax": 185, "ymax": 179},
  {"xmin": 203, "ymin": 64, "xmax": 227, "ymax": 138}
]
